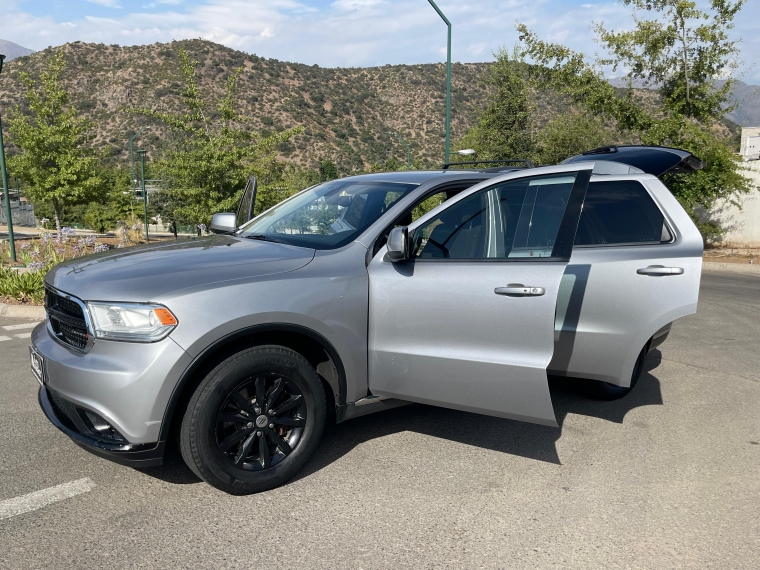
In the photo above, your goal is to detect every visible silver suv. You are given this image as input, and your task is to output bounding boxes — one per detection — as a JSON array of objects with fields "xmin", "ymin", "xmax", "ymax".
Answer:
[{"xmin": 31, "ymin": 146, "xmax": 703, "ymax": 494}]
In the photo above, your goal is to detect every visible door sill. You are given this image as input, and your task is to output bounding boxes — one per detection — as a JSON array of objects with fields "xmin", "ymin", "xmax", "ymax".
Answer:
[{"xmin": 336, "ymin": 396, "xmax": 411, "ymax": 423}]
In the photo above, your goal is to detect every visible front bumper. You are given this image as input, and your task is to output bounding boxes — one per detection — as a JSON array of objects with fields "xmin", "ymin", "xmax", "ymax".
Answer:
[
  {"xmin": 38, "ymin": 385, "xmax": 166, "ymax": 468},
  {"xmin": 32, "ymin": 315, "xmax": 194, "ymax": 448}
]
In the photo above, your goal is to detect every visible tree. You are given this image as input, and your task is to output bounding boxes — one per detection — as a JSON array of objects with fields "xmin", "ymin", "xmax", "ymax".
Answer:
[
  {"xmin": 132, "ymin": 48, "xmax": 301, "ymax": 227},
  {"xmin": 456, "ymin": 49, "xmax": 537, "ymax": 162},
  {"xmin": 595, "ymin": 0, "xmax": 744, "ymax": 122},
  {"xmin": 83, "ymin": 165, "xmax": 135, "ymax": 232},
  {"xmin": 535, "ymin": 113, "xmax": 614, "ymax": 166},
  {"xmin": 8, "ymin": 50, "xmax": 102, "ymax": 231},
  {"xmin": 517, "ymin": 0, "xmax": 755, "ymax": 230},
  {"xmin": 319, "ymin": 160, "xmax": 339, "ymax": 181}
]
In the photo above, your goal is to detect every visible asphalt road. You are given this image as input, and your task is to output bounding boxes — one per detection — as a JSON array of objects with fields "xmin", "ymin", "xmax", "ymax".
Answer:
[{"xmin": 1, "ymin": 272, "xmax": 758, "ymax": 569}]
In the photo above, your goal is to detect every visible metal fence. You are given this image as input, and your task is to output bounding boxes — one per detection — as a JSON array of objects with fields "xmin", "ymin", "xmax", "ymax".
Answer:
[{"xmin": 0, "ymin": 202, "xmax": 36, "ymax": 227}]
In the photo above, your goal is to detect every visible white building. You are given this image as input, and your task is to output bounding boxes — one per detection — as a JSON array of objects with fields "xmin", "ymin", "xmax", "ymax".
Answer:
[
  {"xmin": 708, "ymin": 127, "xmax": 760, "ymax": 247},
  {"xmin": 741, "ymin": 127, "xmax": 760, "ymax": 161}
]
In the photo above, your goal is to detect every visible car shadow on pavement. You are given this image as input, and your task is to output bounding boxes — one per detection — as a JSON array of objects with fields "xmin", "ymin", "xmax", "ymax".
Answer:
[
  {"xmin": 296, "ymin": 349, "xmax": 665, "ymax": 479},
  {"xmin": 138, "ymin": 351, "xmax": 664, "ymax": 486},
  {"xmin": 138, "ymin": 445, "xmax": 201, "ymax": 484}
]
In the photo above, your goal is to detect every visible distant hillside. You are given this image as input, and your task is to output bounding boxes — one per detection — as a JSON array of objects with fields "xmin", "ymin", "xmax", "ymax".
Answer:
[
  {"xmin": 722, "ymin": 81, "xmax": 760, "ymax": 127},
  {"xmin": 0, "ymin": 39, "xmax": 34, "ymax": 61},
  {"xmin": 0, "ymin": 40, "xmax": 500, "ymax": 172},
  {"xmin": 609, "ymin": 76, "xmax": 760, "ymax": 128},
  {"xmin": 0, "ymin": 40, "xmax": 750, "ymax": 174}
]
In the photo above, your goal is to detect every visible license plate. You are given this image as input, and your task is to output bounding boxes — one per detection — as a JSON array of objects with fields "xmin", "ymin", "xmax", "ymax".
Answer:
[{"xmin": 29, "ymin": 346, "xmax": 44, "ymax": 385}]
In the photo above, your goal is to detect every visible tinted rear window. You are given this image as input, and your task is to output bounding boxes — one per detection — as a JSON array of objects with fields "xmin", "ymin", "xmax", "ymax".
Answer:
[{"xmin": 575, "ymin": 181, "xmax": 670, "ymax": 246}]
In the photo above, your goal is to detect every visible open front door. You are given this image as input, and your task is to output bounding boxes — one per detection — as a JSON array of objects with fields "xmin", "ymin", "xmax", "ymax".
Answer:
[{"xmin": 368, "ymin": 167, "xmax": 592, "ymax": 426}]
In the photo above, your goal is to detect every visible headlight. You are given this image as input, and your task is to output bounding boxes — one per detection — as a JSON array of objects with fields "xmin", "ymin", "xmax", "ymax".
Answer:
[{"xmin": 87, "ymin": 302, "xmax": 178, "ymax": 342}]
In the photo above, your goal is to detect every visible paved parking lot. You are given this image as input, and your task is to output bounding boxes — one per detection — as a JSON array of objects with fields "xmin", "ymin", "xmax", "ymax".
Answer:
[{"xmin": 0, "ymin": 271, "xmax": 758, "ymax": 569}]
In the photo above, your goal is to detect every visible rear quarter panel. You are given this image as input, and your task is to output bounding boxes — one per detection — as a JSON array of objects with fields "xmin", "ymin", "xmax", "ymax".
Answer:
[{"xmin": 550, "ymin": 175, "xmax": 703, "ymax": 386}]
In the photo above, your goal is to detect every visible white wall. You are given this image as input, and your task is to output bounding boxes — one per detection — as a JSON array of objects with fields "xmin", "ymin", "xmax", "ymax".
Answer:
[
  {"xmin": 740, "ymin": 127, "xmax": 760, "ymax": 161},
  {"xmin": 710, "ymin": 160, "xmax": 760, "ymax": 247}
]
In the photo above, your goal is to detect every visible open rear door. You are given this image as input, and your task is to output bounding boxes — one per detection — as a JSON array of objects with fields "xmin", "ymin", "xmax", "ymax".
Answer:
[
  {"xmin": 562, "ymin": 145, "xmax": 704, "ymax": 176},
  {"xmin": 367, "ymin": 165, "xmax": 593, "ymax": 426}
]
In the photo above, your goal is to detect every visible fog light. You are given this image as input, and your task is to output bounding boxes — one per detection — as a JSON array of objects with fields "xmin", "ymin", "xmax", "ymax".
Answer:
[{"xmin": 82, "ymin": 410, "xmax": 125, "ymax": 442}]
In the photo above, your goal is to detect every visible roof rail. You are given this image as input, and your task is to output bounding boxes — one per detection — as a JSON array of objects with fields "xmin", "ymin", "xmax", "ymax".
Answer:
[{"xmin": 441, "ymin": 159, "xmax": 535, "ymax": 170}]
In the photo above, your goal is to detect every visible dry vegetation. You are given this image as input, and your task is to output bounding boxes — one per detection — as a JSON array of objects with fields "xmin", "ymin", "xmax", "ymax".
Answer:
[
  {"xmin": 1, "ymin": 39, "xmax": 740, "ymax": 174},
  {"xmin": 0, "ymin": 39, "xmax": 601, "ymax": 173}
]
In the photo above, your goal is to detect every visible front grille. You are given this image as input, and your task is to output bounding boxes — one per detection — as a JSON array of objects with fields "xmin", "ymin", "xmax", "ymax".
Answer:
[
  {"xmin": 45, "ymin": 287, "xmax": 90, "ymax": 350},
  {"xmin": 56, "ymin": 295, "xmax": 84, "ymax": 319}
]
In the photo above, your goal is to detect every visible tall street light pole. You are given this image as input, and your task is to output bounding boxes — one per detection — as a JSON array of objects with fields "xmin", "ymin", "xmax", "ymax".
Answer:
[
  {"xmin": 129, "ymin": 126, "xmax": 150, "ymax": 194},
  {"xmin": 0, "ymin": 54, "xmax": 16, "ymax": 263},
  {"xmin": 386, "ymin": 132, "xmax": 412, "ymax": 169},
  {"xmin": 136, "ymin": 150, "xmax": 149, "ymax": 243},
  {"xmin": 427, "ymin": 1, "xmax": 451, "ymax": 164}
]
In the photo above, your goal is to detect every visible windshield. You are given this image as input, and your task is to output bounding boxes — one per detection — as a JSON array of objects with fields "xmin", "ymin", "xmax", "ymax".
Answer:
[{"xmin": 238, "ymin": 179, "xmax": 418, "ymax": 249}]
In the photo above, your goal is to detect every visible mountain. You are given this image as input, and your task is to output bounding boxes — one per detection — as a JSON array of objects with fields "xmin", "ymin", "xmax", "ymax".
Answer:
[
  {"xmin": 0, "ymin": 40, "xmax": 499, "ymax": 172},
  {"xmin": 610, "ymin": 76, "xmax": 760, "ymax": 127},
  {"xmin": 722, "ymin": 81, "xmax": 760, "ymax": 127},
  {"xmin": 0, "ymin": 40, "xmax": 752, "ymax": 174},
  {"xmin": 0, "ymin": 39, "xmax": 34, "ymax": 61}
]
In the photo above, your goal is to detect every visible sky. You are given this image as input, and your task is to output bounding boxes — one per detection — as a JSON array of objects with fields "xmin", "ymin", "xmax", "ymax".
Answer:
[{"xmin": 2, "ymin": 0, "xmax": 759, "ymax": 81}]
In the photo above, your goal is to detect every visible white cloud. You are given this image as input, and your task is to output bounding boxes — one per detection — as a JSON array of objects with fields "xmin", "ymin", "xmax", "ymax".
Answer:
[
  {"xmin": 331, "ymin": 0, "xmax": 385, "ymax": 12},
  {"xmin": 467, "ymin": 42, "xmax": 487, "ymax": 57},
  {"xmin": 158, "ymin": 0, "xmax": 184, "ymax": 4},
  {"xmin": 260, "ymin": 27, "xmax": 275, "ymax": 38},
  {"xmin": 85, "ymin": 16, "xmax": 120, "ymax": 24},
  {"xmin": 85, "ymin": 0, "xmax": 123, "ymax": 8}
]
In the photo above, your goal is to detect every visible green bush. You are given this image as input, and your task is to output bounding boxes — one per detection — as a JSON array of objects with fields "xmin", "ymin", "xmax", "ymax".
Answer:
[
  {"xmin": 1, "ymin": 228, "xmax": 111, "ymax": 304},
  {"xmin": 83, "ymin": 202, "xmax": 115, "ymax": 233},
  {"xmin": 0, "ymin": 266, "xmax": 46, "ymax": 304}
]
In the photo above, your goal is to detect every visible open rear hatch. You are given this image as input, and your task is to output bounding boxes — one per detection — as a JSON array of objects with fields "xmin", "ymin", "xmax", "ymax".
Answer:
[{"xmin": 561, "ymin": 145, "xmax": 704, "ymax": 176}]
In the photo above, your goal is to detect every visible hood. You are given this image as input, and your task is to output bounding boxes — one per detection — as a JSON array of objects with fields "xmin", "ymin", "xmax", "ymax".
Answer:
[
  {"xmin": 562, "ymin": 145, "xmax": 704, "ymax": 176},
  {"xmin": 45, "ymin": 235, "xmax": 315, "ymax": 302}
]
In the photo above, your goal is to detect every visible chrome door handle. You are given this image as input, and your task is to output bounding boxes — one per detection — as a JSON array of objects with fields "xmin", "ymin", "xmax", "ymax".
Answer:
[
  {"xmin": 494, "ymin": 286, "xmax": 545, "ymax": 296},
  {"xmin": 637, "ymin": 265, "xmax": 684, "ymax": 276}
]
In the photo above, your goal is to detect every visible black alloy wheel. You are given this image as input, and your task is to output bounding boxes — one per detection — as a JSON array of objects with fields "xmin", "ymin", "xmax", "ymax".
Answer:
[
  {"xmin": 216, "ymin": 374, "xmax": 307, "ymax": 470},
  {"xmin": 180, "ymin": 345, "xmax": 326, "ymax": 494}
]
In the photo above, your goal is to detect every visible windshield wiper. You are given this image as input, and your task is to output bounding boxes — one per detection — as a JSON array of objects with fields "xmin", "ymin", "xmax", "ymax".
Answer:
[{"xmin": 244, "ymin": 234, "xmax": 286, "ymax": 244}]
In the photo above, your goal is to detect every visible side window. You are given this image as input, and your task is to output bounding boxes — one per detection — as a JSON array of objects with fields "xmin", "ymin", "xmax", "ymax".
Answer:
[
  {"xmin": 373, "ymin": 190, "xmax": 454, "ymax": 256},
  {"xmin": 411, "ymin": 192, "xmax": 447, "ymax": 223},
  {"xmin": 575, "ymin": 181, "xmax": 672, "ymax": 246},
  {"xmin": 412, "ymin": 173, "xmax": 577, "ymax": 259}
]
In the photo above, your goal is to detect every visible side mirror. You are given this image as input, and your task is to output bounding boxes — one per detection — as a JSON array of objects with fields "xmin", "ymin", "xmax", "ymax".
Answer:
[
  {"xmin": 210, "ymin": 212, "xmax": 238, "ymax": 235},
  {"xmin": 386, "ymin": 226, "xmax": 409, "ymax": 262}
]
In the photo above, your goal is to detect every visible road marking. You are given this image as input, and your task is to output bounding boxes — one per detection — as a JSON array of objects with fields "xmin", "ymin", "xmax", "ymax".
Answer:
[
  {"xmin": 14, "ymin": 332, "xmax": 31, "ymax": 339},
  {"xmin": 0, "ymin": 336, "xmax": 11, "ymax": 342},
  {"xmin": 2, "ymin": 322, "xmax": 39, "ymax": 331},
  {"xmin": 0, "ymin": 478, "xmax": 95, "ymax": 520}
]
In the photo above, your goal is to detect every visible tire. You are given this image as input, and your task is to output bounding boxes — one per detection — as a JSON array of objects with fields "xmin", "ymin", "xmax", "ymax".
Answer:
[
  {"xmin": 583, "ymin": 344, "xmax": 647, "ymax": 401},
  {"xmin": 180, "ymin": 345, "xmax": 326, "ymax": 495}
]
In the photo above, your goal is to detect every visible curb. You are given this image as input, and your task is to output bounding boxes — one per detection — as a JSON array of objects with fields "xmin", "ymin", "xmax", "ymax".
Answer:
[
  {"xmin": 702, "ymin": 262, "xmax": 760, "ymax": 276},
  {"xmin": 0, "ymin": 303, "xmax": 46, "ymax": 319}
]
